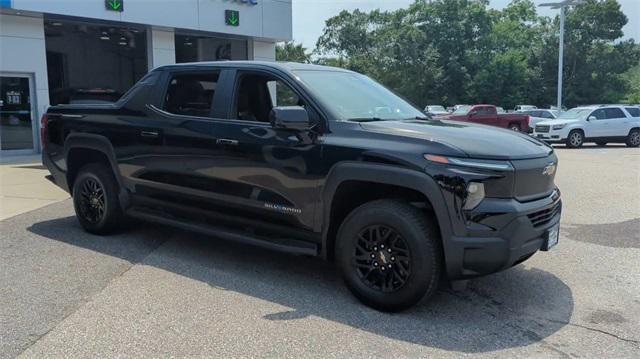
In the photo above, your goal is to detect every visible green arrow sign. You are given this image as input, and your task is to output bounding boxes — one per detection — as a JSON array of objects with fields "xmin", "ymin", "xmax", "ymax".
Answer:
[
  {"xmin": 225, "ymin": 10, "xmax": 239, "ymax": 26},
  {"xmin": 105, "ymin": 0, "xmax": 123, "ymax": 12}
]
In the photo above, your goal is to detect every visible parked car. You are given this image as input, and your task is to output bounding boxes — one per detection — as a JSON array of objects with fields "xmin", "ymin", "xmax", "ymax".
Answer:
[
  {"xmin": 533, "ymin": 105, "xmax": 640, "ymax": 148},
  {"xmin": 424, "ymin": 105, "xmax": 449, "ymax": 116},
  {"xmin": 521, "ymin": 109, "xmax": 559, "ymax": 131},
  {"xmin": 439, "ymin": 104, "xmax": 530, "ymax": 131},
  {"xmin": 515, "ymin": 105, "xmax": 537, "ymax": 112},
  {"xmin": 42, "ymin": 61, "xmax": 562, "ymax": 311}
]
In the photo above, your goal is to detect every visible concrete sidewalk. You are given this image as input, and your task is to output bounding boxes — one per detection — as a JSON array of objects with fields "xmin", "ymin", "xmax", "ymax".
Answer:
[{"xmin": 0, "ymin": 154, "xmax": 69, "ymax": 220}]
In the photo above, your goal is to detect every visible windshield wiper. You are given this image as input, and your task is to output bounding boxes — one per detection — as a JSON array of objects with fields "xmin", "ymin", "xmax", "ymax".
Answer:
[{"xmin": 347, "ymin": 117, "xmax": 388, "ymax": 122}]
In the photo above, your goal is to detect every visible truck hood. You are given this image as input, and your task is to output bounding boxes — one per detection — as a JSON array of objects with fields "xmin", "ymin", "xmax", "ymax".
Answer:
[{"xmin": 361, "ymin": 119, "xmax": 552, "ymax": 160}]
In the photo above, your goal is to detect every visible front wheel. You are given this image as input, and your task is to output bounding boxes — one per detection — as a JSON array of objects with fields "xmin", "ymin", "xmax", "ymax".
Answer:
[
  {"xmin": 72, "ymin": 163, "xmax": 124, "ymax": 234},
  {"xmin": 335, "ymin": 199, "xmax": 442, "ymax": 312},
  {"xmin": 626, "ymin": 129, "xmax": 640, "ymax": 147},
  {"xmin": 566, "ymin": 130, "xmax": 584, "ymax": 148}
]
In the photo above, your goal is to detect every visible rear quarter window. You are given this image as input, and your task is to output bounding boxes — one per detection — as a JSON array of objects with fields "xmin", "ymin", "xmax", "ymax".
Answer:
[{"xmin": 625, "ymin": 107, "xmax": 640, "ymax": 117}]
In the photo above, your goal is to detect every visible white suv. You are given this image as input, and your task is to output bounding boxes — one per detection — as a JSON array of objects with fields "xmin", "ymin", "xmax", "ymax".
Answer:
[{"xmin": 533, "ymin": 105, "xmax": 640, "ymax": 148}]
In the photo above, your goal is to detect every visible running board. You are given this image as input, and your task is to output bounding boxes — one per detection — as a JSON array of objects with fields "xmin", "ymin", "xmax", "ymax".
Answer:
[{"xmin": 127, "ymin": 208, "xmax": 319, "ymax": 256}]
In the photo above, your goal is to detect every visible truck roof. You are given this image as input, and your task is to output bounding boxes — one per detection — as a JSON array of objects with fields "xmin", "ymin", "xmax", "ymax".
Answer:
[{"xmin": 153, "ymin": 61, "xmax": 352, "ymax": 74}]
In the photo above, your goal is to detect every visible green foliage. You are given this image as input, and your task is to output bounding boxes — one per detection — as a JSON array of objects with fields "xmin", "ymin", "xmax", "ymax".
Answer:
[
  {"xmin": 276, "ymin": 42, "xmax": 311, "ymax": 63},
  {"xmin": 314, "ymin": 0, "xmax": 640, "ymax": 108},
  {"xmin": 624, "ymin": 64, "xmax": 640, "ymax": 103}
]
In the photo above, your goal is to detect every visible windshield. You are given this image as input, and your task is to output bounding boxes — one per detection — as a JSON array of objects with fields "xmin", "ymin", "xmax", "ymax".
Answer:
[
  {"xmin": 453, "ymin": 106, "xmax": 471, "ymax": 114},
  {"xmin": 557, "ymin": 108, "xmax": 591, "ymax": 120},
  {"xmin": 293, "ymin": 70, "xmax": 424, "ymax": 121}
]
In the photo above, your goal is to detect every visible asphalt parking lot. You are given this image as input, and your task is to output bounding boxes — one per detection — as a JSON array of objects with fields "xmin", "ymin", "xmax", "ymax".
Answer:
[{"xmin": 1, "ymin": 145, "xmax": 639, "ymax": 358}]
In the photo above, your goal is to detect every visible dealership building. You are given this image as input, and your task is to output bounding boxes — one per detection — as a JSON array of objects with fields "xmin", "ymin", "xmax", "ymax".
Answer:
[{"xmin": 0, "ymin": 0, "xmax": 292, "ymax": 154}]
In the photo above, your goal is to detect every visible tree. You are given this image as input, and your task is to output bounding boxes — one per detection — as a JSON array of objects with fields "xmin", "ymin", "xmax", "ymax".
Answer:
[
  {"xmin": 276, "ymin": 42, "xmax": 311, "ymax": 63},
  {"xmin": 624, "ymin": 64, "xmax": 640, "ymax": 103},
  {"xmin": 313, "ymin": 0, "xmax": 639, "ymax": 108}
]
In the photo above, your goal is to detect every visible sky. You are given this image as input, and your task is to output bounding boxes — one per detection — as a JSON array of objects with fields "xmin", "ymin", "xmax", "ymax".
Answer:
[{"xmin": 292, "ymin": 0, "xmax": 640, "ymax": 50}]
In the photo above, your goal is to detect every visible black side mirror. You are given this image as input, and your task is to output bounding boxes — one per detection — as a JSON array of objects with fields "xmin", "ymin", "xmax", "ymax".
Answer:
[{"xmin": 269, "ymin": 106, "xmax": 310, "ymax": 131}]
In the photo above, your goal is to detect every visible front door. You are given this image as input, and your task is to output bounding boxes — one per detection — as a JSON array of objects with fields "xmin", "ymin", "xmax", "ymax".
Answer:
[
  {"xmin": 585, "ymin": 108, "xmax": 609, "ymax": 138},
  {"xmin": 472, "ymin": 106, "xmax": 497, "ymax": 126},
  {"xmin": 207, "ymin": 70, "xmax": 324, "ymax": 231},
  {"xmin": 0, "ymin": 74, "xmax": 37, "ymax": 153}
]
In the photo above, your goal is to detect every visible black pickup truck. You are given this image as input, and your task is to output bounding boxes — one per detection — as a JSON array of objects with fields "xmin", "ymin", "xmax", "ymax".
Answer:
[{"xmin": 42, "ymin": 61, "xmax": 562, "ymax": 311}]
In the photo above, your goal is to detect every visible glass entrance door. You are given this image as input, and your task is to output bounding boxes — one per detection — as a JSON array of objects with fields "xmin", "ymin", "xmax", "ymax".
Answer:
[{"xmin": 0, "ymin": 74, "xmax": 36, "ymax": 152}]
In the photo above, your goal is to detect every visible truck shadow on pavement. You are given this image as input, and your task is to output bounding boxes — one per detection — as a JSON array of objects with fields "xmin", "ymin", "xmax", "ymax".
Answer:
[{"xmin": 28, "ymin": 216, "xmax": 574, "ymax": 354}]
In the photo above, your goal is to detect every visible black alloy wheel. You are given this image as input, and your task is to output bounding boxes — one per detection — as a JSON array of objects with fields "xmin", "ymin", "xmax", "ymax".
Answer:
[
  {"xmin": 72, "ymin": 163, "xmax": 124, "ymax": 234},
  {"xmin": 354, "ymin": 224, "xmax": 411, "ymax": 292},
  {"xmin": 78, "ymin": 177, "xmax": 106, "ymax": 224},
  {"xmin": 336, "ymin": 199, "xmax": 442, "ymax": 312}
]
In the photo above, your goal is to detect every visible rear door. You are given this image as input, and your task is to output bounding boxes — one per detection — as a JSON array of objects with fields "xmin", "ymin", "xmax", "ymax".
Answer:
[
  {"xmin": 120, "ymin": 68, "xmax": 232, "ymax": 208},
  {"xmin": 603, "ymin": 107, "xmax": 631, "ymax": 137}
]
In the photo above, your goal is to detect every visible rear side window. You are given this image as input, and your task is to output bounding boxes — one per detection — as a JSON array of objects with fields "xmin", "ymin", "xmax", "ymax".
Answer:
[
  {"xmin": 163, "ymin": 72, "xmax": 219, "ymax": 117},
  {"xmin": 604, "ymin": 108, "xmax": 626, "ymax": 119},
  {"xmin": 625, "ymin": 107, "xmax": 640, "ymax": 117}
]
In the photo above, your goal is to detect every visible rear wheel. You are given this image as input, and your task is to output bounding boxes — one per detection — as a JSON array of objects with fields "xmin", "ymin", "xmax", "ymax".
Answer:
[
  {"xmin": 509, "ymin": 123, "xmax": 521, "ymax": 132},
  {"xmin": 72, "ymin": 163, "xmax": 124, "ymax": 234},
  {"xmin": 626, "ymin": 129, "xmax": 640, "ymax": 147},
  {"xmin": 566, "ymin": 130, "xmax": 584, "ymax": 148},
  {"xmin": 335, "ymin": 199, "xmax": 442, "ymax": 312}
]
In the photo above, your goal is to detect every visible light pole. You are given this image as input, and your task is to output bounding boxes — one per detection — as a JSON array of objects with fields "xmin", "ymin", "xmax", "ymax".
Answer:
[{"xmin": 539, "ymin": 0, "xmax": 584, "ymax": 111}]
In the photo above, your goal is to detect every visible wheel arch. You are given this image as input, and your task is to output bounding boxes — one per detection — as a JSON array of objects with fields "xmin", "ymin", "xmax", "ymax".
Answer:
[
  {"xmin": 64, "ymin": 133, "xmax": 130, "ymax": 209},
  {"xmin": 319, "ymin": 162, "xmax": 452, "ymax": 261}
]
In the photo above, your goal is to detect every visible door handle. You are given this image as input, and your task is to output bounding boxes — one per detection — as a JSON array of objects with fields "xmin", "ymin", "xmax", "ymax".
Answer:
[
  {"xmin": 216, "ymin": 139, "xmax": 239, "ymax": 146},
  {"xmin": 140, "ymin": 131, "xmax": 159, "ymax": 138}
]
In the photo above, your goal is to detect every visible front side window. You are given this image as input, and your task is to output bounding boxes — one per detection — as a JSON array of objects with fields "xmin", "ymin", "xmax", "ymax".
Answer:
[
  {"xmin": 163, "ymin": 72, "xmax": 219, "ymax": 117},
  {"xmin": 590, "ymin": 109, "xmax": 607, "ymax": 120},
  {"xmin": 293, "ymin": 70, "xmax": 424, "ymax": 121},
  {"xmin": 235, "ymin": 73, "xmax": 305, "ymax": 123}
]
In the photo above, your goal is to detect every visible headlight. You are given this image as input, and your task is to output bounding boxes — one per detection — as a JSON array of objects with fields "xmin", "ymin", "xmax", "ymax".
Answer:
[
  {"xmin": 552, "ymin": 124, "xmax": 566, "ymax": 130},
  {"xmin": 424, "ymin": 154, "xmax": 512, "ymax": 171},
  {"xmin": 463, "ymin": 182, "xmax": 485, "ymax": 210}
]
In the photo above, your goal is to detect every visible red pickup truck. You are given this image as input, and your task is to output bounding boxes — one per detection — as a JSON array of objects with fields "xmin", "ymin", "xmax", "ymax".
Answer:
[{"xmin": 436, "ymin": 104, "xmax": 530, "ymax": 132}]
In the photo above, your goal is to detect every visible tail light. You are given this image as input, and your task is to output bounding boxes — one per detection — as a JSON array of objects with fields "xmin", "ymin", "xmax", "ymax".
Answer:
[
  {"xmin": 40, "ymin": 114, "xmax": 48, "ymax": 149},
  {"xmin": 526, "ymin": 115, "xmax": 531, "ymax": 126}
]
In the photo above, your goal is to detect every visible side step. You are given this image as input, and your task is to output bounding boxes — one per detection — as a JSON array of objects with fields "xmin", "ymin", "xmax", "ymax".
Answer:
[{"xmin": 127, "ymin": 207, "xmax": 319, "ymax": 256}]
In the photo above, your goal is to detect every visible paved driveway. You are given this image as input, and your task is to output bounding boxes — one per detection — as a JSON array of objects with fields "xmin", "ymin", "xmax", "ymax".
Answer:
[{"xmin": 1, "ymin": 145, "xmax": 639, "ymax": 358}]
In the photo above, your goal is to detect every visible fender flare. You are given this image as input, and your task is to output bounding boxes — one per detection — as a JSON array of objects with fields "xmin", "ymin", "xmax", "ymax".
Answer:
[
  {"xmin": 63, "ymin": 133, "xmax": 130, "ymax": 209},
  {"xmin": 319, "ymin": 162, "xmax": 453, "ymax": 259}
]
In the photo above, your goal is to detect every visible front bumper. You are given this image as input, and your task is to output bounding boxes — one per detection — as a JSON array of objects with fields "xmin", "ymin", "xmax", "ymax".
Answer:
[
  {"xmin": 443, "ymin": 190, "xmax": 561, "ymax": 280},
  {"xmin": 532, "ymin": 130, "xmax": 568, "ymax": 143}
]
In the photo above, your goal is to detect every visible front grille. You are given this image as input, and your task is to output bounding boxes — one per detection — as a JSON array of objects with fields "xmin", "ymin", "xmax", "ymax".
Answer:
[
  {"xmin": 527, "ymin": 202, "xmax": 561, "ymax": 227},
  {"xmin": 536, "ymin": 125, "xmax": 550, "ymax": 133}
]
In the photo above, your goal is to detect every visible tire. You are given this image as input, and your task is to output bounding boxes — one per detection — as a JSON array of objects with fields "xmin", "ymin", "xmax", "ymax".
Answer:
[
  {"xmin": 509, "ymin": 123, "xmax": 521, "ymax": 132},
  {"xmin": 566, "ymin": 130, "xmax": 584, "ymax": 148},
  {"xmin": 595, "ymin": 141, "xmax": 607, "ymax": 147},
  {"xmin": 335, "ymin": 199, "xmax": 442, "ymax": 312},
  {"xmin": 72, "ymin": 163, "xmax": 124, "ymax": 234},
  {"xmin": 626, "ymin": 129, "xmax": 640, "ymax": 147}
]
